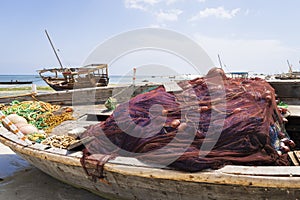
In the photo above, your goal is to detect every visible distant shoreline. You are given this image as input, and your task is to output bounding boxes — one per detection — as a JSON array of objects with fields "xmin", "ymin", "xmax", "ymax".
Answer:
[
  {"xmin": 0, "ymin": 86, "xmax": 54, "ymax": 98},
  {"xmin": 0, "ymin": 86, "xmax": 53, "ymax": 92}
]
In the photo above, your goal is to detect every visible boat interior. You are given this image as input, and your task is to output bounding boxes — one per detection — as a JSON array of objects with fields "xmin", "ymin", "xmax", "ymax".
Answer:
[
  {"xmin": 284, "ymin": 106, "xmax": 300, "ymax": 150},
  {"xmin": 13, "ymin": 102, "xmax": 300, "ymax": 167},
  {"xmin": 1, "ymin": 78, "xmax": 300, "ymax": 173}
]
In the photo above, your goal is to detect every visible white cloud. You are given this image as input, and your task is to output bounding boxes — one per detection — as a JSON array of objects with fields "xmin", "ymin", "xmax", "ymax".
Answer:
[
  {"xmin": 148, "ymin": 24, "xmax": 162, "ymax": 28},
  {"xmin": 155, "ymin": 9, "xmax": 183, "ymax": 22},
  {"xmin": 244, "ymin": 9, "xmax": 250, "ymax": 16},
  {"xmin": 142, "ymin": 0, "xmax": 161, "ymax": 5},
  {"xmin": 124, "ymin": 0, "xmax": 146, "ymax": 10},
  {"xmin": 124, "ymin": 0, "xmax": 161, "ymax": 11},
  {"xmin": 194, "ymin": 34, "xmax": 298, "ymax": 74},
  {"xmin": 198, "ymin": 0, "xmax": 206, "ymax": 2},
  {"xmin": 166, "ymin": 0, "xmax": 179, "ymax": 5},
  {"xmin": 189, "ymin": 6, "xmax": 241, "ymax": 21}
]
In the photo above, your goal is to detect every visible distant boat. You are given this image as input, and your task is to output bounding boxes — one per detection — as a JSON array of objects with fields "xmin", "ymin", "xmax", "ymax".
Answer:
[
  {"xmin": 39, "ymin": 30, "xmax": 109, "ymax": 91},
  {"xmin": 275, "ymin": 60, "xmax": 300, "ymax": 80},
  {"xmin": 0, "ymin": 80, "xmax": 33, "ymax": 85},
  {"xmin": 275, "ymin": 71, "xmax": 300, "ymax": 80},
  {"xmin": 227, "ymin": 72, "xmax": 249, "ymax": 79},
  {"xmin": 38, "ymin": 64, "xmax": 109, "ymax": 91}
]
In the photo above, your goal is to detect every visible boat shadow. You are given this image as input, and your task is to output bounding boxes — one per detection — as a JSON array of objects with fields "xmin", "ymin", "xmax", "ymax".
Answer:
[
  {"xmin": 0, "ymin": 154, "xmax": 105, "ymax": 200},
  {"xmin": 0, "ymin": 153, "xmax": 30, "ymax": 179}
]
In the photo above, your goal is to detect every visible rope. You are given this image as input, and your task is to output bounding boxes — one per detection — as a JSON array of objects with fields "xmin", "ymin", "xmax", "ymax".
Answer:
[{"xmin": 1, "ymin": 100, "xmax": 74, "ymax": 133}]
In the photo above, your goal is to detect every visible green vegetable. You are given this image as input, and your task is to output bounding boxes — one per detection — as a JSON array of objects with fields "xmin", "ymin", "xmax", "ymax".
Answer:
[{"xmin": 278, "ymin": 101, "xmax": 288, "ymax": 108}]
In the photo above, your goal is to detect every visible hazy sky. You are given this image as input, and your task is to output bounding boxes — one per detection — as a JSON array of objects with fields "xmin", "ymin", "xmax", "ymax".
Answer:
[{"xmin": 1, "ymin": 0, "xmax": 300, "ymax": 75}]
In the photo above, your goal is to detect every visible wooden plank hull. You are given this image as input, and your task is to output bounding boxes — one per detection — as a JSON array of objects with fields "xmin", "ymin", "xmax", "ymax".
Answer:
[
  {"xmin": 268, "ymin": 80, "xmax": 300, "ymax": 104},
  {"xmin": 1, "ymin": 133, "xmax": 300, "ymax": 200},
  {"xmin": 0, "ymin": 83, "xmax": 159, "ymax": 105},
  {"xmin": 43, "ymin": 78, "xmax": 75, "ymax": 91}
]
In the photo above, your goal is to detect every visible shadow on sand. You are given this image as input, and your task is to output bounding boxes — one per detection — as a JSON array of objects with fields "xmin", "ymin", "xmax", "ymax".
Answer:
[{"xmin": 0, "ymin": 154, "xmax": 105, "ymax": 200}]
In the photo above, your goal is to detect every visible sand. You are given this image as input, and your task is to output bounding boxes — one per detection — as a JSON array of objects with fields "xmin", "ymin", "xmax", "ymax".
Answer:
[{"xmin": 0, "ymin": 143, "xmax": 105, "ymax": 200}]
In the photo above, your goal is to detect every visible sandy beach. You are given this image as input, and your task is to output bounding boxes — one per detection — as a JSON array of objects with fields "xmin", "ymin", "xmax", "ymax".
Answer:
[{"xmin": 0, "ymin": 142, "xmax": 105, "ymax": 200}]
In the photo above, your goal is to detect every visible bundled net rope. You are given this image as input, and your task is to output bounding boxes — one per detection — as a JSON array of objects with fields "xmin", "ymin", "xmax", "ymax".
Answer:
[
  {"xmin": 0, "ymin": 100, "xmax": 74, "ymax": 133},
  {"xmin": 81, "ymin": 68, "xmax": 291, "ymax": 172}
]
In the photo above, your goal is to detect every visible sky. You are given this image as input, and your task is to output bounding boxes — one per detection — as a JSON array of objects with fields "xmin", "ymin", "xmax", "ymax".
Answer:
[{"xmin": 1, "ymin": 0, "xmax": 300, "ymax": 75}]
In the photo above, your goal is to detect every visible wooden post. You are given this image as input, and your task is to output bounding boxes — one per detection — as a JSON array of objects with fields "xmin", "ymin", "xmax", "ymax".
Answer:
[
  {"xmin": 133, "ymin": 67, "xmax": 136, "ymax": 86},
  {"xmin": 32, "ymin": 84, "xmax": 37, "ymax": 94}
]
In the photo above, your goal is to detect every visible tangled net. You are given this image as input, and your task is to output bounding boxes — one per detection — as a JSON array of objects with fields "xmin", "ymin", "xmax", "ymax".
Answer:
[{"xmin": 82, "ymin": 70, "xmax": 291, "ymax": 172}]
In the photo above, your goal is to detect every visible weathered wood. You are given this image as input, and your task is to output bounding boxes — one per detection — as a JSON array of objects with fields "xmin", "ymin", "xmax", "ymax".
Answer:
[
  {"xmin": 288, "ymin": 151, "xmax": 300, "ymax": 166},
  {"xmin": 286, "ymin": 105, "xmax": 300, "ymax": 117},
  {"xmin": 0, "ymin": 126, "xmax": 31, "ymax": 146},
  {"xmin": 45, "ymin": 147, "xmax": 68, "ymax": 155},
  {"xmin": 219, "ymin": 165, "xmax": 300, "ymax": 176},
  {"xmin": 163, "ymin": 82, "xmax": 183, "ymax": 92},
  {"xmin": 31, "ymin": 143, "xmax": 50, "ymax": 151},
  {"xmin": 294, "ymin": 151, "xmax": 300, "ymax": 163},
  {"xmin": 0, "ymin": 83, "xmax": 160, "ymax": 105},
  {"xmin": 268, "ymin": 80, "xmax": 300, "ymax": 105},
  {"xmin": 2, "ymin": 130, "xmax": 300, "ymax": 200},
  {"xmin": 67, "ymin": 136, "xmax": 95, "ymax": 151}
]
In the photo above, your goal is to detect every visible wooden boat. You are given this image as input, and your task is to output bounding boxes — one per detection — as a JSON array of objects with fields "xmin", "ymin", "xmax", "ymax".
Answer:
[
  {"xmin": 274, "ymin": 72, "xmax": 300, "ymax": 80},
  {"xmin": 38, "ymin": 64, "xmax": 109, "ymax": 91},
  {"xmin": 227, "ymin": 72, "xmax": 249, "ymax": 79},
  {"xmin": 265, "ymin": 60, "xmax": 300, "ymax": 104},
  {"xmin": 0, "ymin": 80, "xmax": 33, "ymax": 85},
  {"xmin": 39, "ymin": 30, "xmax": 109, "ymax": 91},
  {"xmin": 1, "ymin": 91, "xmax": 300, "ymax": 199},
  {"xmin": 274, "ymin": 60, "xmax": 300, "ymax": 80}
]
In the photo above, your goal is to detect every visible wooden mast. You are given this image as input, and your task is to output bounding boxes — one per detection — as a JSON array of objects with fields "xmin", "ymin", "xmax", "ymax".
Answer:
[{"xmin": 45, "ymin": 29, "xmax": 64, "ymax": 69}]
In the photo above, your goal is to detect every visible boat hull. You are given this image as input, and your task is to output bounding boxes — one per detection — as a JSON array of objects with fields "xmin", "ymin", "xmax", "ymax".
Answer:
[
  {"xmin": 1, "ymin": 81, "xmax": 300, "ymax": 199},
  {"xmin": 44, "ymin": 79, "xmax": 75, "ymax": 91},
  {"xmin": 1, "ymin": 135, "xmax": 300, "ymax": 200},
  {"xmin": 0, "ymin": 84, "xmax": 160, "ymax": 105},
  {"xmin": 268, "ymin": 80, "xmax": 300, "ymax": 104},
  {"xmin": 0, "ymin": 81, "xmax": 33, "ymax": 85}
]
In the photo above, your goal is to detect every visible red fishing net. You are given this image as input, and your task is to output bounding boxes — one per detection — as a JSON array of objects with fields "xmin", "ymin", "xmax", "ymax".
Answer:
[{"xmin": 81, "ymin": 70, "xmax": 290, "ymax": 172}]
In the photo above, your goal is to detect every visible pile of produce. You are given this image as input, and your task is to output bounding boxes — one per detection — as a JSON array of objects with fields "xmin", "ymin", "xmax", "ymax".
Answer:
[
  {"xmin": 0, "ymin": 100, "xmax": 75, "ymax": 144},
  {"xmin": 81, "ymin": 68, "xmax": 293, "ymax": 172}
]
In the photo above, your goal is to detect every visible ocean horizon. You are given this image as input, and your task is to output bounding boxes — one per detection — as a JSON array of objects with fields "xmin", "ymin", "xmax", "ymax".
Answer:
[{"xmin": 0, "ymin": 74, "xmax": 199, "ymax": 88}]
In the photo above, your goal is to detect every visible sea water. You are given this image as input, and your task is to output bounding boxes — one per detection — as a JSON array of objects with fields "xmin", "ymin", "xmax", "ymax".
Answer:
[
  {"xmin": 0, "ymin": 75, "xmax": 46, "ymax": 87},
  {"xmin": 0, "ymin": 74, "xmax": 198, "ymax": 87}
]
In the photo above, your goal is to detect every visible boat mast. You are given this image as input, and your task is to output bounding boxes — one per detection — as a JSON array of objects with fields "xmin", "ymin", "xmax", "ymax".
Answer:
[
  {"xmin": 218, "ymin": 54, "xmax": 223, "ymax": 69},
  {"xmin": 45, "ymin": 29, "xmax": 64, "ymax": 69},
  {"xmin": 287, "ymin": 60, "xmax": 292, "ymax": 73}
]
